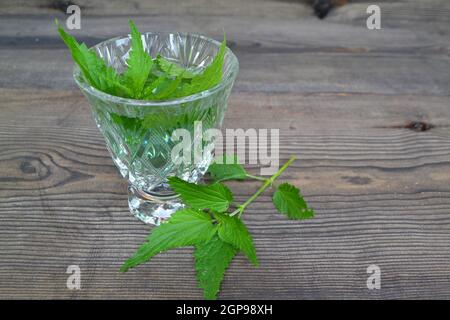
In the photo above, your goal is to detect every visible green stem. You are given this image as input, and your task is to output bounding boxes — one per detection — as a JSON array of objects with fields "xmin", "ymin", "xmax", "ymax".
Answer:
[
  {"xmin": 245, "ymin": 174, "xmax": 268, "ymax": 182},
  {"xmin": 230, "ymin": 155, "xmax": 296, "ymax": 218}
]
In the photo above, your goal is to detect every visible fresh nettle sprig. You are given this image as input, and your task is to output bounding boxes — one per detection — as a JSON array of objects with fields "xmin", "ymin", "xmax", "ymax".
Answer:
[
  {"xmin": 120, "ymin": 155, "xmax": 314, "ymax": 299},
  {"xmin": 56, "ymin": 19, "xmax": 226, "ymax": 101}
]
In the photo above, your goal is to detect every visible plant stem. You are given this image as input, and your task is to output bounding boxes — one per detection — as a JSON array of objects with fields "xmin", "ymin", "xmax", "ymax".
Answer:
[
  {"xmin": 245, "ymin": 174, "xmax": 268, "ymax": 182},
  {"xmin": 230, "ymin": 155, "xmax": 297, "ymax": 218}
]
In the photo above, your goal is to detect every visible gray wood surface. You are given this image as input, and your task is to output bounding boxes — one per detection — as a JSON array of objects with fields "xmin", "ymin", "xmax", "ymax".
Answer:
[{"xmin": 0, "ymin": 0, "xmax": 449, "ymax": 299}]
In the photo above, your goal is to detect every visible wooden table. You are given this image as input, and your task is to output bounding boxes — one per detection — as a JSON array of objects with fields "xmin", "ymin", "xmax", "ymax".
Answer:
[{"xmin": 1, "ymin": 0, "xmax": 449, "ymax": 299}]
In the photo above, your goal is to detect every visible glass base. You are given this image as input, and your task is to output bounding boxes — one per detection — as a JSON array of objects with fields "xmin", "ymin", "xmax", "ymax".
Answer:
[{"xmin": 128, "ymin": 186, "xmax": 184, "ymax": 225}]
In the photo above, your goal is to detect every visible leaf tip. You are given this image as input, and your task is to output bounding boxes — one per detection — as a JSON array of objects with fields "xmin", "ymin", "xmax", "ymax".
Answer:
[
  {"xmin": 119, "ymin": 265, "xmax": 128, "ymax": 273},
  {"xmin": 248, "ymin": 254, "xmax": 259, "ymax": 267},
  {"xmin": 119, "ymin": 260, "xmax": 133, "ymax": 273}
]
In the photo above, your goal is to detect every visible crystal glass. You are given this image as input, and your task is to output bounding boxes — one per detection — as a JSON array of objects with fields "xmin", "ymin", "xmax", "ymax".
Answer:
[{"xmin": 74, "ymin": 32, "xmax": 239, "ymax": 224}]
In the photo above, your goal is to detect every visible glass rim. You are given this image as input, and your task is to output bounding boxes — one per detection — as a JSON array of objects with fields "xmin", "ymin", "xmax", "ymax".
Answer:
[{"xmin": 73, "ymin": 31, "xmax": 239, "ymax": 107}]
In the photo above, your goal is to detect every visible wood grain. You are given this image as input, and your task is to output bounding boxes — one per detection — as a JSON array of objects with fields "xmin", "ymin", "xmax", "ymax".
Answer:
[{"xmin": 0, "ymin": 0, "xmax": 449, "ymax": 299}]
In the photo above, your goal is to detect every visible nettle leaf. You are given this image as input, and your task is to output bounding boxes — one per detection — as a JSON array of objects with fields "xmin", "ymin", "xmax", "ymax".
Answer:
[
  {"xmin": 156, "ymin": 55, "xmax": 195, "ymax": 79},
  {"xmin": 214, "ymin": 213, "xmax": 258, "ymax": 266},
  {"xmin": 141, "ymin": 75, "xmax": 166, "ymax": 99},
  {"xmin": 120, "ymin": 208, "xmax": 217, "ymax": 272},
  {"xmin": 57, "ymin": 21, "xmax": 131, "ymax": 97},
  {"xmin": 180, "ymin": 35, "xmax": 226, "ymax": 97},
  {"xmin": 208, "ymin": 155, "xmax": 248, "ymax": 182},
  {"xmin": 122, "ymin": 20, "xmax": 154, "ymax": 99},
  {"xmin": 57, "ymin": 22, "xmax": 95, "ymax": 83},
  {"xmin": 194, "ymin": 235, "xmax": 237, "ymax": 300},
  {"xmin": 150, "ymin": 73, "xmax": 184, "ymax": 100},
  {"xmin": 168, "ymin": 177, "xmax": 233, "ymax": 212},
  {"xmin": 273, "ymin": 183, "xmax": 314, "ymax": 220},
  {"xmin": 58, "ymin": 19, "xmax": 227, "ymax": 101},
  {"xmin": 109, "ymin": 113, "xmax": 145, "ymax": 148}
]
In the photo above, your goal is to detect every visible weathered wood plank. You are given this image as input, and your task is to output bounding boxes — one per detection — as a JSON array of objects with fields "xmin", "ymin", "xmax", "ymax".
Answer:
[
  {"xmin": 329, "ymin": 0, "xmax": 450, "ymax": 30},
  {"xmin": 0, "ymin": 0, "xmax": 313, "ymax": 17},
  {"xmin": 2, "ymin": 0, "xmax": 450, "ymax": 30},
  {"xmin": 1, "ymin": 89, "xmax": 450, "ymax": 299},
  {"xmin": 1, "ymin": 47, "xmax": 449, "ymax": 95},
  {"xmin": 1, "ymin": 12, "xmax": 448, "ymax": 48},
  {"xmin": 0, "ymin": 13, "xmax": 448, "ymax": 95}
]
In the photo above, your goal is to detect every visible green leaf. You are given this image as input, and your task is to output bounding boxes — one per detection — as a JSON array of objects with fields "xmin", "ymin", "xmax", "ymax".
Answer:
[
  {"xmin": 141, "ymin": 75, "xmax": 166, "ymax": 99},
  {"xmin": 122, "ymin": 20, "xmax": 154, "ymax": 99},
  {"xmin": 273, "ymin": 183, "xmax": 314, "ymax": 220},
  {"xmin": 58, "ymin": 19, "xmax": 227, "ymax": 101},
  {"xmin": 168, "ymin": 177, "xmax": 233, "ymax": 212},
  {"xmin": 120, "ymin": 208, "xmax": 217, "ymax": 272},
  {"xmin": 194, "ymin": 235, "xmax": 237, "ymax": 300},
  {"xmin": 56, "ymin": 20, "xmax": 131, "ymax": 98},
  {"xmin": 150, "ymin": 73, "xmax": 184, "ymax": 100},
  {"xmin": 57, "ymin": 24, "xmax": 94, "ymax": 84},
  {"xmin": 214, "ymin": 213, "xmax": 258, "ymax": 266},
  {"xmin": 109, "ymin": 113, "xmax": 143, "ymax": 140},
  {"xmin": 179, "ymin": 34, "xmax": 226, "ymax": 97},
  {"xmin": 207, "ymin": 155, "xmax": 247, "ymax": 182},
  {"xmin": 156, "ymin": 55, "xmax": 195, "ymax": 79}
]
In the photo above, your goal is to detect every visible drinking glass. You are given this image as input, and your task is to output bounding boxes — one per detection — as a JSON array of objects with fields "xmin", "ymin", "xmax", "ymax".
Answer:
[{"xmin": 74, "ymin": 32, "xmax": 239, "ymax": 224}]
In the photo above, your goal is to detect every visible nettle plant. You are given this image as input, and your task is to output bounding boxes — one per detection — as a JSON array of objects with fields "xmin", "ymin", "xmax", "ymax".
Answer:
[
  {"xmin": 58, "ymin": 20, "xmax": 314, "ymax": 299},
  {"xmin": 57, "ymin": 19, "xmax": 226, "ymax": 101},
  {"xmin": 121, "ymin": 156, "xmax": 314, "ymax": 299}
]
